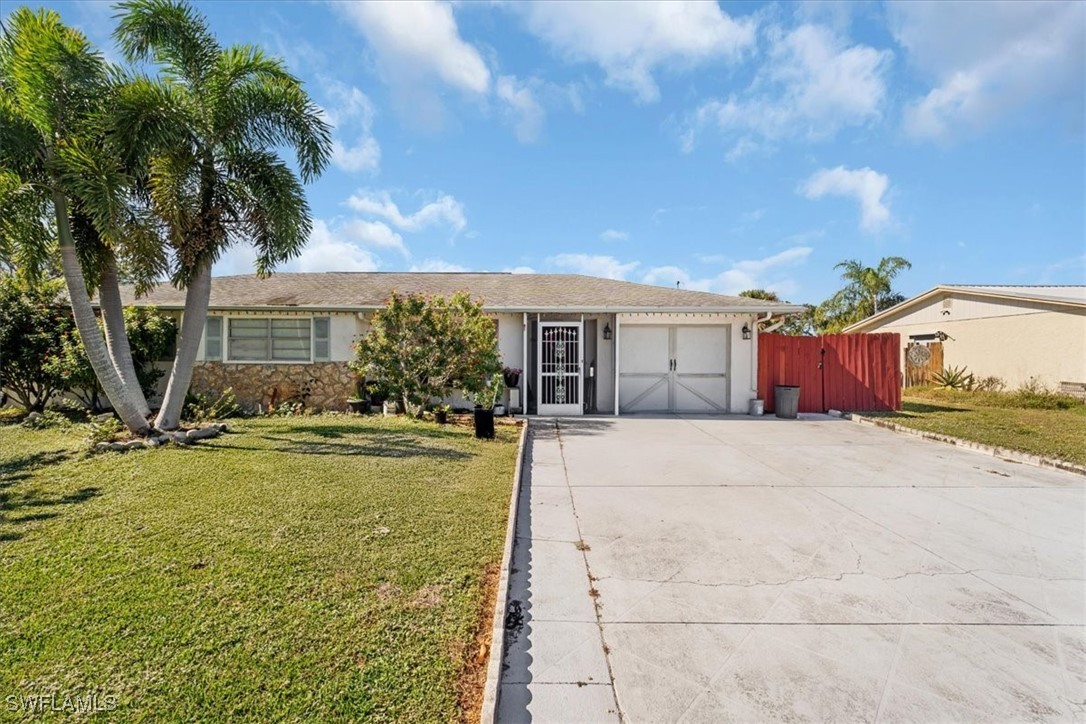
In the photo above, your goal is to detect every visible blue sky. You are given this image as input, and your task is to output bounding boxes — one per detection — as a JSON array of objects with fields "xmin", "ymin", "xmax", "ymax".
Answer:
[{"xmin": 31, "ymin": 0, "xmax": 1086, "ymax": 303}]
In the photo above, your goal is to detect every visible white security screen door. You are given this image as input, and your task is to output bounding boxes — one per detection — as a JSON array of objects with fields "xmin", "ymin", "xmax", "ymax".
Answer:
[{"xmin": 538, "ymin": 321, "xmax": 584, "ymax": 415}]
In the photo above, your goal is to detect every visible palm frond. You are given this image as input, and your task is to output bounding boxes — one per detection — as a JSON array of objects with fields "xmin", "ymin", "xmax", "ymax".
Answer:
[
  {"xmin": 220, "ymin": 75, "xmax": 331, "ymax": 182},
  {"xmin": 113, "ymin": 0, "xmax": 220, "ymax": 86}
]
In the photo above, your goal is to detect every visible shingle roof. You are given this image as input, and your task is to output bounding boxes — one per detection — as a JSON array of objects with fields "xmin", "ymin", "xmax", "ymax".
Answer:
[{"xmin": 117, "ymin": 272, "xmax": 805, "ymax": 313}]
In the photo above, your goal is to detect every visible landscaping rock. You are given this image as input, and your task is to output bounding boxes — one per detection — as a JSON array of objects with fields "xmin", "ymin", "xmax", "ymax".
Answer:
[
  {"xmin": 215, "ymin": 422, "xmax": 229, "ymax": 433},
  {"xmin": 26, "ymin": 411, "xmax": 41, "ymax": 423},
  {"xmin": 124, "ymin": 440, "xmax": 145, "ymax": 450},
  {"xmin": 144, "ymin": 437, "xmax": 160, "ymax": 447},
  {"xmin": 95, "ymin": 442, "xmax": 112, "ymax": 452},
  {"xmin": 109, "ymin": 442, "xmax": 126, "ymax": 451},
  {"xmin": 171, "ymin": 431, "xmax": 191, "ymax": 444},
  {"xmin": 94, "ymin": 413, "xmax": 114, "ymax": 423},
  {"xmin": 186, "ymin": 427, "xmax": 219, "ymax": 440},
  {"xmin": 157, "ymin": 434, "xmax": 172, "ymax": 444}
]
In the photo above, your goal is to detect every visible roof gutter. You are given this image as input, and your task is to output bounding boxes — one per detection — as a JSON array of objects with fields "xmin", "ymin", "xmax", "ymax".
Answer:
[{"xmin": 101, "ymin": 303, "xmax": 810, "ymax": 315}]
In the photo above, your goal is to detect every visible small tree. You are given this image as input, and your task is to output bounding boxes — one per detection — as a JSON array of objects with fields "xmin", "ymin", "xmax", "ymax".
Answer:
[
  {"xmin": 352, "ymin": 293, "xmax": 501, "ymax": 416},
  {"xmin": 0, "ymin": 275, "xmax": 74, "ymax": 411},
  {"xmin": 50, "ymin": 306, "xmax": 177, "ymax": 412}
]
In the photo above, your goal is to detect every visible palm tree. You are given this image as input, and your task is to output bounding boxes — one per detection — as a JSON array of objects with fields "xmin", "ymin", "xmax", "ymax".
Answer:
[
  {"xmin": 0, "ymin": 9, "xmax": 153, "ymax": 434},
  {"xmin": 114, "ymin": 0, "xmax": 331, "ymax": 430},
  {"xmin": 815, "ymin": 256, "xmax": 912, "ymax": 333}
]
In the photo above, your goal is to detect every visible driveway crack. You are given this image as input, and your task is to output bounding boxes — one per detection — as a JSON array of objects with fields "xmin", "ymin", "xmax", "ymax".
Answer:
[{"xmin": 555, "ymin": 420, "xmax": 625, "ymax": 723}]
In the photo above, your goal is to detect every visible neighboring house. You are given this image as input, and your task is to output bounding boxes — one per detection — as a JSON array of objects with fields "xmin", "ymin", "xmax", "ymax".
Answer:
[
  {"xmin": 843, "ymin": 285, "xmax": 1086, "ymax": 392},
  {"xmin": 116, "ymin": 272, "xmax": 802, "ymax": 416}
]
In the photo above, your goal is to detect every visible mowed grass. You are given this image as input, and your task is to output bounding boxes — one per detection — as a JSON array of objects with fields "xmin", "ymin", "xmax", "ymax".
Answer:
[
  {"xmin": 0, "ymin": 416, "xmax": 519, "ymax": 721},
  {"xmin": 868, "ymin": 396, "xmax": 1086, "ymax": 466}
]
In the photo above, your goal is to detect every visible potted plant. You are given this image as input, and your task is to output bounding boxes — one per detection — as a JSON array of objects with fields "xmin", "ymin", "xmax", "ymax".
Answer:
[
  {"xmin": 366, "ymin": 380, "xmax": 388, "ymax": 414},
  {"xmin": 502, "ymin": 366, "xmax": 521, "ymax": 388},
  {"xmin": 346, "ymin": 378, "xmax": 368, "ymax": 414},
  {"xmin": 433, "ymin": 404, "xmax": 451, "ymax": 425},
  {"xmin": 469, "ymin": 371, "xmax": 503, "ymax": 439}
]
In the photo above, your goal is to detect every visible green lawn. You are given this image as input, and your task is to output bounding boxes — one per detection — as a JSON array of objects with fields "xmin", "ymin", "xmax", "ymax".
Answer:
[
  {"xmin": 0, "ymin": 416, "xmax": 519, "ymax": 721},
  {"xmin": 867, "ymin": 396, "xmax": 1086, "ymax": 466}
]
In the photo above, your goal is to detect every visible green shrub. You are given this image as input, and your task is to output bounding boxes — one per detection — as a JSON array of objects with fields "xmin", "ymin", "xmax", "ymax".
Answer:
[
  {"xmin": 183, "ymin": 388, "xmax": 243, "ymax": 422},
  {"xmin": 86, "ymin": 417, "xmax": 124, "ymax": 447},
  {"xmin": 21, "ymin": 410, "xmax": 71, "ymax": 430}
]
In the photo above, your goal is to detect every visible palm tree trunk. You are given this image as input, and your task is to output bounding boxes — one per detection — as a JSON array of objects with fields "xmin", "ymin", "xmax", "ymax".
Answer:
[
  {"xmin": 53, "ymin": 192, "xmax": 151, "ymax": 435},
  {"xmin": 99, "ymin": 249, "xmax": 152, "ymax": 417},
  {"xmin": 155, "ymin": 259, "xmax": 212, "ymax": 430}
]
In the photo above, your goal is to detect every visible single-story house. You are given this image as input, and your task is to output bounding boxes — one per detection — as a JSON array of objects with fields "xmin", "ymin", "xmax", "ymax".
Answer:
[
  {"xmin": 843, "ymin": 284, "xmax": 1086, "ymax": 392},
  {"xmin": 118, "ymin": 272, "xmax": 803, "ymax": 415}
]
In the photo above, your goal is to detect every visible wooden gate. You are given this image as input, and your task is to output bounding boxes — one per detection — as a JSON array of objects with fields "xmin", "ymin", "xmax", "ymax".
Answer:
[
  {"xmin": 758, "ymin": 333, "xmax": 901, "ymax": 413},
  {"xmin": 905, "ymin": 341, "xmax": 943, "ymax": 387}
]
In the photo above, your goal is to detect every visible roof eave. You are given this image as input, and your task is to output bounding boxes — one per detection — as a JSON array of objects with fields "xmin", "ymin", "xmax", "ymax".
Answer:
[
  {"xmin": 106, "ymin": 302, "xmax": 808, "ymax": 314},
  {"xmin": 843, "ymin": 285, "xmax": 1086, "ymax": 332}
]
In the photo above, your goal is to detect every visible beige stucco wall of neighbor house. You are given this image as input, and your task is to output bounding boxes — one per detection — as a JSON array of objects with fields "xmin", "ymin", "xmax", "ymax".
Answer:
[
  {"xmin": 868, "ymin": 298, "xmax": 1086, "ymax": 389},
  {"xmin": 618, "ymin": 312, "xmax": 758, "ymax": 414}
]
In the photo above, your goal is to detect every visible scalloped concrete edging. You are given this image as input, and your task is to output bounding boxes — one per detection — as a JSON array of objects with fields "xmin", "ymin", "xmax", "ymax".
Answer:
[
  {"xmin": 479, "ymin": 419, "xmax": 530, "ymax": 724},
  {"xmin": 830, "ymin": 409, "xmax": 1086, "ymax": 477}
]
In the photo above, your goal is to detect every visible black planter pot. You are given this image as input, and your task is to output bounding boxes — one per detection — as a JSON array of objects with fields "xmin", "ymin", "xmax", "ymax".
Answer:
[
  {"xmin": 346, "ymin": 399, "xmax": 367, "ymax": 414},
  {"xmin": 503, "ymin": 372, "xmax": 520, "ymax": 388},
  {"xmin": 473, "ymin": 407, "xmax": 495, "ymax": 439},
  {"xmin": 434, "ymin": 410, "xmax": 448, "ymax": 425}
]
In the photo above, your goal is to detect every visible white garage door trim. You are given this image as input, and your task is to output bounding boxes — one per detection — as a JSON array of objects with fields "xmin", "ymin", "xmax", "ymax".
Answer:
[{"xmin": 619, "ymin": 325, "xmax": 730, "ymax": 413}]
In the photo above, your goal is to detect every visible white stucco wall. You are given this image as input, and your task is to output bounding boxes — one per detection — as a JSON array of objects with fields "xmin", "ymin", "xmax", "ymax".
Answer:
[{"xmin": 617, "ymin": 312, "xmax": 758, "ymax": 414}]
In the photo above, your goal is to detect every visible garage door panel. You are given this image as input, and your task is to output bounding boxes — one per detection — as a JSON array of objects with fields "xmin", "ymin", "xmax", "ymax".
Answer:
[
  {"xmin": 675, "ymin": 326, "xmax": 728, "ymax": 374},
  {"xmin": 622, "ymin": 326, "xmax": 670, "ymax": 374},
  {"xmin": 675, "ymin": 375, "xmax": 729, "ymax": 412},
  {"xmin": 620, "ymin": 375, "xmax": 669, "ymax": 413}
]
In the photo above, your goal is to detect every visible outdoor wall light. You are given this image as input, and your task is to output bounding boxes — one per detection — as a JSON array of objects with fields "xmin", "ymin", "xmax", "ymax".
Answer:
[
  {"xmin": 742, "ymin": 324, "xmax": 752, "ymax": 340},
  {"xmin": 602, "ymin": 323, "xmax": 613, "ymax": 341}
]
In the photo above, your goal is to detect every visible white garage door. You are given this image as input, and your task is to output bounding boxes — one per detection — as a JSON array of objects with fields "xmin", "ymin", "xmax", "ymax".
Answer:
[{"xmin": 619, "ymin": 325, "xmax": 729, "ymax": 413}]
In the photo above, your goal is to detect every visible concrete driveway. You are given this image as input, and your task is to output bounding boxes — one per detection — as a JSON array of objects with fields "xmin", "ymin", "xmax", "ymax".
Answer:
[{"xmin": 497, "ymin": 415, "xmax": 1085, "ymax": 723}]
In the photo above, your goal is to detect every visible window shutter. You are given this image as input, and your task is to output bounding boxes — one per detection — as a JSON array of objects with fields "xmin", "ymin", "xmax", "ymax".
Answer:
[
  {"xmin": 205, "ymin": 316, "xmax": 222, "ymax": 360},
  {"xmin": 313, "ymin": 317, "xmax": 331, "ymax": 361}
]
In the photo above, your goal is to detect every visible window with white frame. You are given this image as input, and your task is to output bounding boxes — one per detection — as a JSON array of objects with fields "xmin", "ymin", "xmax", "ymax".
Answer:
[
  {"xmin": 227, "ymin": 318, "xmax": 311, "ymax": 361},
  {"xmin": 203, "ymin": 316, "xmax": 331, "ymax": 362}
]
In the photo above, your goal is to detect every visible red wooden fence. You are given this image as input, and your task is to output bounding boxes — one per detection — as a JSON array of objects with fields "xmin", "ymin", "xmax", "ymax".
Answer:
[{"xmin": 758, "ymin": 333, "xmax": 901, "ymax": 413}]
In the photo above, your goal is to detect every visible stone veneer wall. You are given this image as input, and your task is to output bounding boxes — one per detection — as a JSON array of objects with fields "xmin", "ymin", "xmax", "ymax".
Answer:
[{"xmin": 190, "ymin": 362, "xmax": 356, "ymax": 412}]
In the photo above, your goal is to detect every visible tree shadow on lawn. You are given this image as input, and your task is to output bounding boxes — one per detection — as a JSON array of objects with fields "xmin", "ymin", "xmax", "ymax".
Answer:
[
  {"xmin": 0, "ymin": 479, "xmax": 101, "ymax": 543},
  {"xmin": 216, "ymin": 433, "xmax": 473, "ymax": 460}
]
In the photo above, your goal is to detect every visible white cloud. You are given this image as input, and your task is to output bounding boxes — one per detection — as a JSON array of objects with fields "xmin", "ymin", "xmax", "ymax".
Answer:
[
  {"xmin": 684, "ymin": 24, "xmax": 890, "ymax": 149},
  {"xmin": 213, "ymin": 219, "xmax": 384, "ymax": 275},
  {"xmin": 518, "ymin": 1, "xmax": 755, "ymax": 102},
  {"xmin": 321, "ymin": 82, "xmax": 381, "ymax": 174},
  {"xmin": 889, "ymin": 1, "xmax": 1084, "ymax": 141},
  {"xmin": 331, "ymin": 137, "xmax": 381, "ymax": 173},
  {"xmin": 288, "ymin": 220, "xmax": 381, "ymax": 272},
  {"xmin": 643, "ymin": 246, "xmax": 813, "ymax": 295},
  {"xmin": 345, "ymin": 190, "xmax": 467, "ymax": 234},
  {"xmin": 799, "ymin": 166, "xmax": 891, "ymax": 232},
  {"xmin": 496, "ymin": 75, "xmax": 545, "ymax": 143},
  {"xmin": 410, "ymin": 258, "xmax": 469, "ymax": 272},
  {"xmin": 334, "ymin": 1, "xmax": 490, "ymax": 95},
  {"xmin": 599, "ymin": 229, "xmax": 629, "ymax": 242},
  {"xmin": 339, "ymin": 219, "xmax": 407, "ymax": 257},
  {"xmin": 548, "ymin": 253, "xmax": 639, "ymax": 280},
  {"xmin": 503, "ymin": 265, "xmax": 537, "ymax": 274}
]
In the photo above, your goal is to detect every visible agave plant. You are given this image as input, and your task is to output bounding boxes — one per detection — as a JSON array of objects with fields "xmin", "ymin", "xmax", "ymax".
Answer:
[{"xmin": 933, "ymin": 365, "xmax": 975, "ymax": 390}]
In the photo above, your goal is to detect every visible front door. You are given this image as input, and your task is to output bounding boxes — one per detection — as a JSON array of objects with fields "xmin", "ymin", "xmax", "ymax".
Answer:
[{"xmin": 538, "ymin": 321, "xmax": 584, "ymax": 415}]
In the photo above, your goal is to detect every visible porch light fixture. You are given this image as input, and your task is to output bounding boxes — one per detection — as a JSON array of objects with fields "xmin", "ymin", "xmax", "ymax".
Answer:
[
  {"xmin": 603, "ymin": 323, "xmax": 612, "ymax": 341},
  {"xmin": 742, "ymin": 324, "xmax": 752, "ymax": 340}
]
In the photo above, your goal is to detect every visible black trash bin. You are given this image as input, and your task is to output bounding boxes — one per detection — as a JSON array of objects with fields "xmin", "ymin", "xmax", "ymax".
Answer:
[
  {"xmin": 473, "ymin": 406, "xmax": 495, "ymax": 439},
  {"xmin": 774, "ymin": 385, "xmax": 800, "ymax": 419}
]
